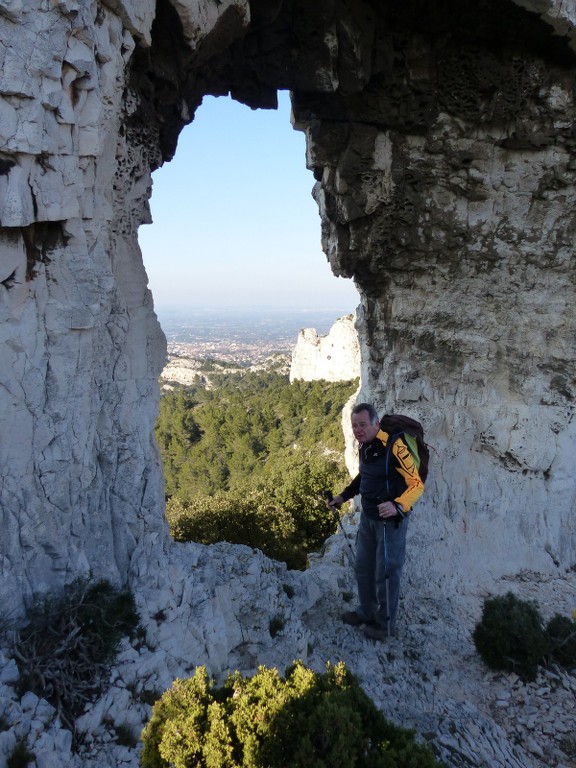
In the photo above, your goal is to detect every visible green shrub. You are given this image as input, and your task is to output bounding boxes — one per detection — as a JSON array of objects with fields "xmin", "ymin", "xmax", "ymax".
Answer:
[
  {"xmin": 259, "ymin": 448, "xmax": 348, "ymax": 560},
  {"xmin": 166, "ymin": 489, "xmax": 299, "ymax": 565},
  {"xmin": 545, "ymin": 614, "xmax": 576, "ymax": 669},
  {"xmin": 141, "ymin": 661, "xmax": 441, "ymax": 768},
  {"xmin": 166, "ymin": 449, "xmax": 347, "ymax": 570},
  {"xmin": 473, "ymin": 592, "xmax": 548, "ymax": 681},
  {"xmin": 10, "ymin": 579, "xmax": 140, "ymax": 730}
]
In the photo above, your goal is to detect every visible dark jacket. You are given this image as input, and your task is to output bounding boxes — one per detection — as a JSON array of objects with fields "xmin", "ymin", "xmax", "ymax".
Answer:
[{"xmin": 340, "ymin": 430, "xmax": 424, "ymax": 519}]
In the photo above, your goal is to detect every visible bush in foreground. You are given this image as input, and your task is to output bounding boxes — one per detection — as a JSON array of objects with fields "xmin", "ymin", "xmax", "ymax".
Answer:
[{"xmin": 141, "ymin": 661, "xmax": 441, "ymax": 768}]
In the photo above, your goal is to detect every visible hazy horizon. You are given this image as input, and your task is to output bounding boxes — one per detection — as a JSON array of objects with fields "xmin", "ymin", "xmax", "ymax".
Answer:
[
  {"xmin": 155, "ymin": 304, "xmax": 354, "ymax": 336},
  {"xmin": 154, "ymin": 303, "xmax": 356, "ymax": 315}
]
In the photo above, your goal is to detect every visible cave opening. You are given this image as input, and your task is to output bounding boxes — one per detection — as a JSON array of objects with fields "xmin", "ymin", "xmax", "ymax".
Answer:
[{"xmin": 137, "ymin": 89, "xmax": 360, "ymax": 569}]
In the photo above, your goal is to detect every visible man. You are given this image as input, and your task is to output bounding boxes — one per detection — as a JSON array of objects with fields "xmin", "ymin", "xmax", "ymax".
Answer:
[{"xmin": 328, "ymin": 403, "xmax": 425, "ymax": 640}]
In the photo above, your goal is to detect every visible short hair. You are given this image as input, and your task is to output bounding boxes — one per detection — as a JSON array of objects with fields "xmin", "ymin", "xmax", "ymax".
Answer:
[{"xmin": 352, "ymin": 402, "xmax": 379, "ymax": 424}]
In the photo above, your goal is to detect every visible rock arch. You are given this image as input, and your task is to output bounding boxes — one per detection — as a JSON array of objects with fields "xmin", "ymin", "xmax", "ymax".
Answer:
[{"xmin": 1, "ymin": 0, "xmax": 575, "ymax": 614}]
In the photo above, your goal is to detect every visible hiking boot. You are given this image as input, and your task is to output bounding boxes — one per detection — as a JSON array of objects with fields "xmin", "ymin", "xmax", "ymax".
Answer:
[
  {"xmin": 362, "ymin": 623, "xmax": 393, "ymax": 641},
  {"xmin": 342, "ymin": 610, "xmax": 373, "ymax": 627}
]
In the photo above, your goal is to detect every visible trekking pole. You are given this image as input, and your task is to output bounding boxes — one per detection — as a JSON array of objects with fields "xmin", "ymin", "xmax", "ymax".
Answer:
[
  {"xmin": 323, "ymin": 491, "xmax": 355, "ymax": 562},
  {"xmin": 382, "ymin": 521, "xmax": 391, "ymax": 638}
]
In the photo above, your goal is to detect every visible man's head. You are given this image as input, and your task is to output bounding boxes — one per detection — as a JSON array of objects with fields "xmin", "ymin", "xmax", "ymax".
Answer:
[{"xmin": 351, "ymin": 403, "xmax": 380, "ymax": 444}]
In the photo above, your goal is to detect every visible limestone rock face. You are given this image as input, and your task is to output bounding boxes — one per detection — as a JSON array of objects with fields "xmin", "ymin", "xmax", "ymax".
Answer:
[
  {"xmin": 1, "ymin": 0, "xmax": 575, "ymax": 617},
  {"xmin": 294, "ymin": 0, "xmax": 576, "ymax": 587},
  {"xmin": 289, "ymin": 313, "xmax": 360, "ymax": 382},
  {"xmin": 0, "ymin": 0, "xmax": 168, "ymax": 616}
]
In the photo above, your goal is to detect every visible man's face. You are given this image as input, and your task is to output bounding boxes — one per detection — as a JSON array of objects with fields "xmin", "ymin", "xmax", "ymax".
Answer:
[{"xmin": 351, "ymin": 410, "xmax": 380, "ymax": 444}]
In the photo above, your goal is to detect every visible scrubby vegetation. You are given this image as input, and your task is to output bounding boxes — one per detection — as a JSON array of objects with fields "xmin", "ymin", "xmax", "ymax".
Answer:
[
  {"xmin": 9, "ymin": 579, "xmax": 140, "ymax": 731},
  {"xmin": 140, "ymin": 661, "xmax": 442, "ymax": 768},
  {"xmin": 156, "ymin": 371, "xmax": 357, "ymax": 568},
  {"xmin": 7, "ymin": 741, "xmax": 35, "ymax": 768},
  {"xmin": 473, "ymin": 591, "xmax": 576, "ymax": 680},
  {"xmin": 545, "ymin": 613, "xmax": 576, "ymax": 669}
]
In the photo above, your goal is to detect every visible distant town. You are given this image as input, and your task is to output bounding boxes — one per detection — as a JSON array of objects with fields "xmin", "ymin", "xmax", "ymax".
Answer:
[
  {"xmin": 157, "ymin": 306, "xmax": 347, "ymax": 368},
  {"xmin": 166, "ymin": 338, "xmax": 294, "ymax": 367}
]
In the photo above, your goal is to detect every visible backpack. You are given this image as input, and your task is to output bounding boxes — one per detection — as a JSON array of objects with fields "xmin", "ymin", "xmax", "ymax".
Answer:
[{"xmin": 378, "ymin": 413, "xmax": 429, "ymax": 482}]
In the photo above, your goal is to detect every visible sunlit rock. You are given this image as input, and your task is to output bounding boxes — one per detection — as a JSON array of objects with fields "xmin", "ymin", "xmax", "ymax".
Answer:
[{"xmin": 289, "ymin": 313, "xmax": 360, "ymax": 382}]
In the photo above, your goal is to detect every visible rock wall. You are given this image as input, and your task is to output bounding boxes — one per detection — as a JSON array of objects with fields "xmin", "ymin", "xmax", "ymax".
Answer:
[
  {"xmin": 1, "ymin": 0, "xmax": 575, "ymax": 614},
  {"xmin": 0, "ymin": 0, "xmax": 167, "ymax": 616},
  {"xmin": 296, "ymin": 0, "xmax": 576, "ymax": 588},
  {"xmin": 289, "ymin": 313, "xmax": 360, "ymax": 382}
]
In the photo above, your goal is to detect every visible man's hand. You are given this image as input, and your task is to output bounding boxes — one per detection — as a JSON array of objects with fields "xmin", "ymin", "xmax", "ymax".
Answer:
[
  {"xmin": 325, "ymin": 493, "xmax": 344, "ymax": 510},
  {"xmin": 377, "ymin": 501, "xmax": 398, "ymax": 519}
]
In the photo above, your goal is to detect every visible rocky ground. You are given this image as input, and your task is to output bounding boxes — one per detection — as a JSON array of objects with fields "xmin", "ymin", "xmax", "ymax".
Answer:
[{"xmin": 1, "ymin": 517, "xmax": 575, "ymax": 768}]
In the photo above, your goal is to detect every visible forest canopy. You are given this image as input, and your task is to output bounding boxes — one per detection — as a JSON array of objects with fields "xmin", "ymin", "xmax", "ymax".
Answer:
[{"xmin": 156, "ymin": 369, "xmax": 358, "ymax": 569}]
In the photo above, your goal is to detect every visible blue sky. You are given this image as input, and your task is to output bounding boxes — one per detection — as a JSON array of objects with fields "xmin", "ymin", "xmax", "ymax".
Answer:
[{"xmin": 138, "ymin": 90, "xmax": 359, "ymax": 313}]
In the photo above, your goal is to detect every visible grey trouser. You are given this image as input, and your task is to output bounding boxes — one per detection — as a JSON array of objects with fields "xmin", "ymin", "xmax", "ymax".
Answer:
[{"xmin": 354, "ymin": 512, "xmax": 408, "ymax": 631}]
